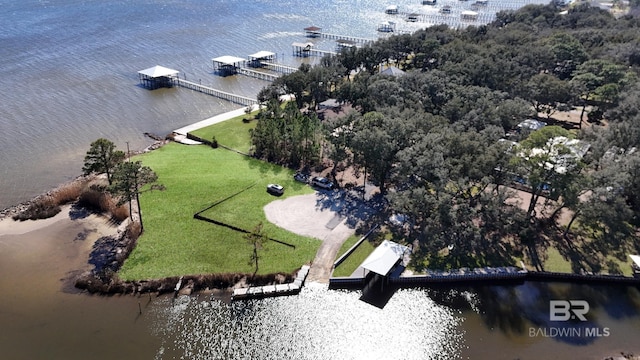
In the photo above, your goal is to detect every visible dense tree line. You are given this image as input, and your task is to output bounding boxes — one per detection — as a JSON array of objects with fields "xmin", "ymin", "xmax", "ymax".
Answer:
[
  {"xmin": 250, "ymin": 100, "xmax": 324, "ymax": 168},
  {"xmin": 255, "ymin": 3, "xmax": 640, "ymax": 270}
]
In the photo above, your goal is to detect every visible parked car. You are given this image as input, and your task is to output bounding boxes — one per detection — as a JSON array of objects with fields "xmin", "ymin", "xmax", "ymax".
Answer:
[
  {"xmin": 266, "ymin": 183, "xmax": 284, "ymax": 195},
  {"xmin": 311, "ymin": 176, "xmax": 334, "ymax": 190},
  {"xmin": 294, "ymin": 172, "xmax": 309, "ymax": 183}
]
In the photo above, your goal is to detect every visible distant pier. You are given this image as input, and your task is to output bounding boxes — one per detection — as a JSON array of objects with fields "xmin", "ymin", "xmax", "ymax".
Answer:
[
  {"xmin": 318, "ymin": 32, "xmax": 373, "ymax": 44},
  {"xmin": 260, "ymin": 61, "xmax": 298, "ymax": 75},
  {"xmin": 292, "ymin": 42, "xmax": 336, "ymax": 57},
  {"xmin": 304, "ymin": 26, "xmax": 373, "ymax": 44},
  {"xmin": 236, "ymin": 67, "xmax": 280, "ymax": 81}
]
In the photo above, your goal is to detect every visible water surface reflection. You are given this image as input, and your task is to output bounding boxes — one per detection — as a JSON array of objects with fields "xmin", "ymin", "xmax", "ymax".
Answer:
[
  {"xmin": 151, "ymin": 283, "xmax": 463, "ymax": 360},
  {"xmin": 149, "ymin": 282, "xmax": 640, "ymax": 360}
]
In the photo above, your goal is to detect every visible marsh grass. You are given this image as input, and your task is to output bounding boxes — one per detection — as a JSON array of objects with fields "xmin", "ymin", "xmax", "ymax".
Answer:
[
  {"xmin": 77, "ymin": 186, "xmax": 130, "ymax": 222},
  {"xmin": 12, "ymin": 180, "xmax": 86, "ymax": 221}
]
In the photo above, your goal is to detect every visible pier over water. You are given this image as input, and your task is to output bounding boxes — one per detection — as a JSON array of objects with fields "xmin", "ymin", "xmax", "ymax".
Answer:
[
  {"xmin": 304, "ymin": 25, "xmax": 373, "ymax": 44},
  {"xmin": 175, "ymin": 78, "xmax": 257, "ymax": 106}
]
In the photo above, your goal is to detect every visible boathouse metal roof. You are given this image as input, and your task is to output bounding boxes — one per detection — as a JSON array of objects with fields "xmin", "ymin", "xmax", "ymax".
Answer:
[
  {"xmin": 360, "ymin": 240, "xmax": 410, "ymax": 276},
  {"xmin": 292, "ymin": 42, "xmax": 314, "ymax": 48},
  {"xmin": 212, "ymin": 55, "xmax": 246, "ymax": 65},
  {"xmin": 304, "ymin": 26, "xmax": 322, "ymax": 31},
  {"xmin": 137, "ymin": 65, "xmax": 179, "ymax": 78},
  {"xmin": 630, "ymin": 255, "xmax": 640, "ymax": 268},
  {"xmin": 248, "ymin": 51, "xmax": 276, "ymax": 60}
]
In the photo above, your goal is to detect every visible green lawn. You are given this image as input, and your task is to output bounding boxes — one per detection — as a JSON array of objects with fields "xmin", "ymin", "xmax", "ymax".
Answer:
[
  {"xmin": 543, "ymin": 247, "xmax": 573, "ymax": 273},
  {"xmin": 190, "ymin": 113, "xmax": 257, "ymax": 153},
  {"xmin": 118, "ymin": 142, "xmax": 318, "ymax": 281},
  {"xmin": 332, "ymin": 235, "xmax": 375, "ymax": 277}
]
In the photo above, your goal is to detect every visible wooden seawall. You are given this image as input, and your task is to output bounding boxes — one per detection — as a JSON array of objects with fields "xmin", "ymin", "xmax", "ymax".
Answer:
[
  {"xmin": 231, "ymin": 265, "xmax": 310, "ymax": 301},
  {"xmin": 329, "ymin": 267, "xmax": 640, "ymax": 289}
]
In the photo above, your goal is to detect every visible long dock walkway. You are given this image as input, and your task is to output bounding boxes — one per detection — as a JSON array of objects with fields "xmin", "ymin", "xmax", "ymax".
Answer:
[
  {"xmin": 293, "ymin": 48, "xmax": 337, "ymax": 57},
  {"xmin": 260, "ymin": 62, "xmax": 298, "ymax": 75},
  {"xmin": 236, "ymin": 67, "xmax": 280, "ymax": 81},
  {"xmin": 319, "ymin": 32, "xmax": 374, "ymax": 44},
  {"xmin": 175, "ymin": 78, "xmax": 257, "ymax": 106}
]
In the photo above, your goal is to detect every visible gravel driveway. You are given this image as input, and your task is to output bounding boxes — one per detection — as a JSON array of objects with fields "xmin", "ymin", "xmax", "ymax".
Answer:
[{"xmin": 264, "ymin": 192, "xmax": 356, "ymax": 283}]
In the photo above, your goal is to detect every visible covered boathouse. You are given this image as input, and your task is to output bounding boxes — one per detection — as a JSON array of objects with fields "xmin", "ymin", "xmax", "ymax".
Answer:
[
  {"xmin": 304, "ymin": 26, "xmax": 322, "ymax": 37},
  {"xmin": 247, "ymin": 51, "xmax": 276, "ymax": 67},
  {"xmin": 212, "ymin": 55, "xmax": 246, "ymax": 76},
  {"xmin": 360, "ymin": 240, "xmax": 411, "ymax": 290},
  {"xmin": 138, "ymin": 65, "xmax": 179, "ymax": 89}
]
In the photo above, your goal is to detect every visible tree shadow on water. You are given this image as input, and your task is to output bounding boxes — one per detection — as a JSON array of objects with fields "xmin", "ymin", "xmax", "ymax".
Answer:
[{"xmin": 424, "ymin": 281, "xmax": 640, "ymax": 346}]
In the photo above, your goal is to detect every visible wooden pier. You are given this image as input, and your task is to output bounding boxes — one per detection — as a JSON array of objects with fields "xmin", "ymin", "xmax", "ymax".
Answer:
[
  {"xmin": 175, "ymin": 78, "xmax": 257, "ymax": 106},
  {"xmin": 319, "ymin": 32, "xmax": 373, "ymax": 44},
  {"xmin": 236, "ymin": 67, "xmax": 280, "ymax": 81},
  {"xmin": 260, "ymin": 61, "xmax": 298, "ymax": 75},
  {"xmin": 231, "ymin": 265, "xmax": 310, "ymax": 301},
  {"xmin": 304, "ymin": 27, "xmax": 373, "ymax": 44},
  {"xmin": 292, "ymin": 42, "xmax": 336, "ymax": 57}
]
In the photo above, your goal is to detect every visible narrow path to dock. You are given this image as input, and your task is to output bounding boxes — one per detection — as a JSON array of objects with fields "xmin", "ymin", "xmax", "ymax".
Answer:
[{"xmin": 307, "ymin": 220, "xmax": 352, "ymax": 283}]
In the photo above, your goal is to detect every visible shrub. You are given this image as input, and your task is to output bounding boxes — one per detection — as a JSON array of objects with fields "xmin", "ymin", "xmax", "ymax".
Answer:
[
  {"xmin": 51, "ymin": 181, "xmax": 84, "ymax": 205},
  {"xmin": 110, "ymin": 204, "xmax": 130, "ymax": 222},
  {"xmin": 77, "ymin": 187, "xmax": 105, "ymax": 211},
  {"xmin": 77, "ymin": 186, "xmax": 129, "ymax": 222},
  {"xmin": 12, "ymin": 196, "xmax": 61, "ymax": 221}
]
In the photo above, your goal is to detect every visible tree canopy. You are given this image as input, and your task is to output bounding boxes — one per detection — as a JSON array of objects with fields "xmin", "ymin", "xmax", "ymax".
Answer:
[
  {"xmin": 82, "ymin": 138, "xmax": 125, "ymax": 185},
  {"xmin": 253, "ymin": 3, "xmax": 640, "ymax": 270}
]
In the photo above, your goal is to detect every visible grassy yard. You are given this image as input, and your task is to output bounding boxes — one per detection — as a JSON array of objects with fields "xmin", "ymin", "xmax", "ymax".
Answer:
[
  {"xmin": 543, "ymin": 247, "xmax": 573, "ymax": 273},
  {"xmin": 190, "ymin": 113, "xmax": 256, "ymax": 153},
  {"xmin": 332, "ymin": 234, "xmax": 376, "ymax": 277},
  {"xmin": 118, "ymin": 142, "xmax": 318, "ymax": 281}
]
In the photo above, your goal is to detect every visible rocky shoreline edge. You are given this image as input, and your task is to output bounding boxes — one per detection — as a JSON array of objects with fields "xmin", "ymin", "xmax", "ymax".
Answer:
[{"xmin": 74, "ymin": 215, "xmax": 297, "ymax": 296}]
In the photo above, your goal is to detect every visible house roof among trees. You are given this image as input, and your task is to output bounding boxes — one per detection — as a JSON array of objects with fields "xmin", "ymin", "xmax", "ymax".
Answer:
[{"xmin": 380, "ymin": 66, "xmax": 406, "ymax": 77}]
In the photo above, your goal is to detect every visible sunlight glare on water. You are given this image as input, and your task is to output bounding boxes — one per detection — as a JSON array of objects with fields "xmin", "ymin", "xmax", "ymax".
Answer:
[{"xmin": 151, "ymin": 283, "xmax": 463, "ymax": 360}]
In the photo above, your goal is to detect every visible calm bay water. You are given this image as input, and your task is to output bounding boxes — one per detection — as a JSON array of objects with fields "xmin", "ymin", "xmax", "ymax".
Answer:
[
  {"xmin": 1, "ymin": 1, "xmax": 638, "ymax": 359},
  {"xmin": 0, "ymin": 0, "xmax": 550, "ymax": 210}
]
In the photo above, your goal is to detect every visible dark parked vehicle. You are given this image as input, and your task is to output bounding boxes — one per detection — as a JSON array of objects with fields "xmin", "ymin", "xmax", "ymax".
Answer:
[
  {"xmin": 294, "ymin": 172, "xmax": 309, "ymax": 183},
  {"xmin": 311, "ymin": 176, "xmax": 334, "ymax": 190}
]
